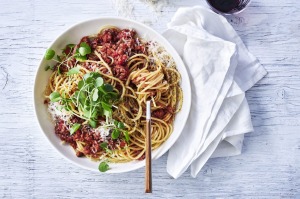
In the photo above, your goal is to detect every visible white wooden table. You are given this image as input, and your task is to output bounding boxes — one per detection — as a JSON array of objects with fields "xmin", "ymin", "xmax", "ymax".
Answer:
[{"xmin": 0, "ymin": 0, "xmax": 299, "ymax": 198}]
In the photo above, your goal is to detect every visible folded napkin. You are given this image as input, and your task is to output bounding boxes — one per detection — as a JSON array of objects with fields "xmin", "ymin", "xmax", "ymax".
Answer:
[{"xmin": 163, "ymin": 6, "xmax": 267, "ymax": 178}]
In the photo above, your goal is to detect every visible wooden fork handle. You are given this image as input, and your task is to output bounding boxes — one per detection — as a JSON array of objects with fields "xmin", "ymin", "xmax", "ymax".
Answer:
[{"xmin": 145, "ymin": 120, "xmax": 152, "ymax": 193}]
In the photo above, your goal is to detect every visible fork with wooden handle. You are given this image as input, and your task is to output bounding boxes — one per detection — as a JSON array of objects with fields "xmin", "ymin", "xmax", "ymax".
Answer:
[{"xmin": 145, "ymin": 101, "xmax": 152, "ymax": 193}]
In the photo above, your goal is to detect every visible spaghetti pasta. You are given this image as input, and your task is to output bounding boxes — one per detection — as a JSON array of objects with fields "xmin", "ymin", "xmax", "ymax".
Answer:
[{"xmin": 44, "ymin": 26, "xmax": 183, "ymax": 167}]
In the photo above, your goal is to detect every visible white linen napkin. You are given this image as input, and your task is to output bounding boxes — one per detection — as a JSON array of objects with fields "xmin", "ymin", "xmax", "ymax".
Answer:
[{"xmin": 162, "ymin": 6, "xmax": 267, "ymax": 178}]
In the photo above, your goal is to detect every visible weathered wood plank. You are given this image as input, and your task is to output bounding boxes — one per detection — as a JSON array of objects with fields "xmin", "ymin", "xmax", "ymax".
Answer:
[{"xmin": 0, "ymin": 0, "xmax": 299, "ymax": 198}]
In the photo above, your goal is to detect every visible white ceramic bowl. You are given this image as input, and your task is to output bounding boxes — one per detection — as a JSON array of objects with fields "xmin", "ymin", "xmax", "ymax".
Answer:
[{"xmin": 34, "ymin": 17, "xmax": 191, "ymax": 173}]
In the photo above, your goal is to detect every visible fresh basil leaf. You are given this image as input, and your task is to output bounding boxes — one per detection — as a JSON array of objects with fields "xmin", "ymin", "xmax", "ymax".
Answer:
[
  {"xmin": 67, "ymin": 44, "xmax": 75, "ymax": 48},
  {"xmin": 83, "ymin": 73, "xmax": 91, "ymax": 80},
  {"xmin": 90, "ymin": 72, "xmax": 101, "ymax": 79},
  {"xmin": 75, "ymin": 55, "xmax": 87, "ymax": 62},
  {"xmin": 103, "ymin": 109, "xmax": 112, "ymax": 118},
  {"xmin": 117, "ymin": 122, "xmax": 125, "ymax": 129},
  {"xmin": 80, "ymin": 42, "xmax": 90, "ymax": 48},
  {"xmin": 100, "ymin": 142, "xmax": 108, "ymax": 149},
  {"xmin": 108, "ymin": 92, "xmax": 118, "ymax": 100},
  {"xmin": 56, "ymin": 55, "xmax": 61, "ymax": 62},
  {"xmin": 73, "ymin": 91, "xmax": 79, "ymax": 100},
  {"xmin": 95, "ymin": 77, "xmax": 104, "ymax": 87},
  {"xmin": 111, "ymin": 129, "xmax": 120, "ymax": 139},
  {"xmin": 67, "ymin": 66, "xmax": 80, "ymax": 76},
  {"xmin": 45, "ymin": 48, "xmax": 55, "ymax": 60},
  {"xmin": 92, "ymin": 88, "xmax": 99, "ymax": 101},
  {"xmin": 85, "ymin": 77, "xmax": 94, "ymax": 84},
  {"xmin": 91, "ymin": 110, "xmax": 98, "ymax": 119},
  {"xmin": 89, "ymin": 119, "xmax": 97, "ymax": 128},
  {"xmin": 98, "ymin": 162, "xmax": 109, "ymax": 172},
  {"xmin": 124, "ymin": 131, "xmax": 130, "ymax": 143},
  {"xmin": 103, "ymin": 84, "xmax": 114, "ymax": 92},
  {"xmin": 57, "ymin": 66, "xmax": 61, "ymax": 75},
  {"xmin": 70, "ymin": 123, "xmax": 81, "ymax": 135},
  {"xmin": 49, "ymin": 92, "xmax": 61, "ymax": 102},
  {"xmin": 83, "ymin": 109, "xmax": 91, "ymax": 118},
  {"xmin": 101, "ymin": 101, "xmax": 111, "ymax": 111},
  {"xmin": 61, "ymin": 91, "xmax": 66, "ymax": 98},
  {"xmin": 78, "ymin": 47, "xmax": 90, "ymax": 56},
  {"xmin": 80, "ymin": 42, "xmax": 91, "ymax": 54},
  {"xmin": 79, "ymin": 92, "xmax": 86, "ymax": 105},
  {"xmin": 64, "ymin": 103, "xmax": 71, "ymax": 111},
  {"xmin": 78, "ymin": 80, "xmax": 84, "ymax": 90},
  {"xmin": 114, "ymin": 120, "xmax": 118, "ymax": 126}
]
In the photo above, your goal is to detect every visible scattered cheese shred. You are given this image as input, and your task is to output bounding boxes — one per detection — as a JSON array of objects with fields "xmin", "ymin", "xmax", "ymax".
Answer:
[
  {"xmin": 147, "ymin": 41, "xmax": 175, "ymax": 68},
  {"xmin": 111, "ymin": 0, "xmax": 169, "ymax": 19},
  {"xmin": 111, "ymin": 0, "xmax": 134, "ymax": 18},
  {"xmin": 48, "ymin": 102, "xmax": 72, "ymax": 123}
]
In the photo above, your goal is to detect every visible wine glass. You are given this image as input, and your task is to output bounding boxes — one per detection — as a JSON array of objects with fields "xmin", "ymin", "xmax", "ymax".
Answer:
[{"xmin": 205, "ymin": 0, "xmax": 251, "ymax": 15}]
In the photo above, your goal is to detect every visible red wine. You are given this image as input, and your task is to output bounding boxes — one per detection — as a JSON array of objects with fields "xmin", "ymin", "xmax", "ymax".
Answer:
[{"xmin": 207, "ymin": 0, "xmax": 240, "ymax": 13}]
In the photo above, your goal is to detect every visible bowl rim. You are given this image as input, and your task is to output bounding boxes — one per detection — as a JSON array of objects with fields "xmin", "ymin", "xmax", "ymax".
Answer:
[{"xmin": 33, "ymin": 16, "xmax": 191, "ymax": 173}]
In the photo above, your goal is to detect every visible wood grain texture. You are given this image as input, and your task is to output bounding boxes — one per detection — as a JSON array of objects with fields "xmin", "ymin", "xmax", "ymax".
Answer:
[{"xmin": 0, "ymin": 0, "xmax": 299, "ymax": 198}]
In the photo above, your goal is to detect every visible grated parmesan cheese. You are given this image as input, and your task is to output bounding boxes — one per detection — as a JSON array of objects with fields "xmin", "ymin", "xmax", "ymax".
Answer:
[
  {"xmin": 93, "ymin": 119, "xmax": 116, "ymax": 141},
  {"xmin": 139, "ymin": 0, "xmax": 168, "ymax": 13},
  {"xmin": 147, "ymin": 41, "xmax": 175, "ymax": 68},
  {"xmin": 48, "ymin": 101, "xmax": 116, "ymax": 140},
  {"xmin": 94, "ymin": 125, "xmax": 111, "ymax": 141},
  {"xmin": 111, "ymin": 0, "xmax": 169, "ymax": 22},
  {"xmin": 48, "ymin": 102, "xmax": 72, "ymax": 123},
  {"xmin": 111, "ymin": 0, "xmax": 134, "ymax": 18}
]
